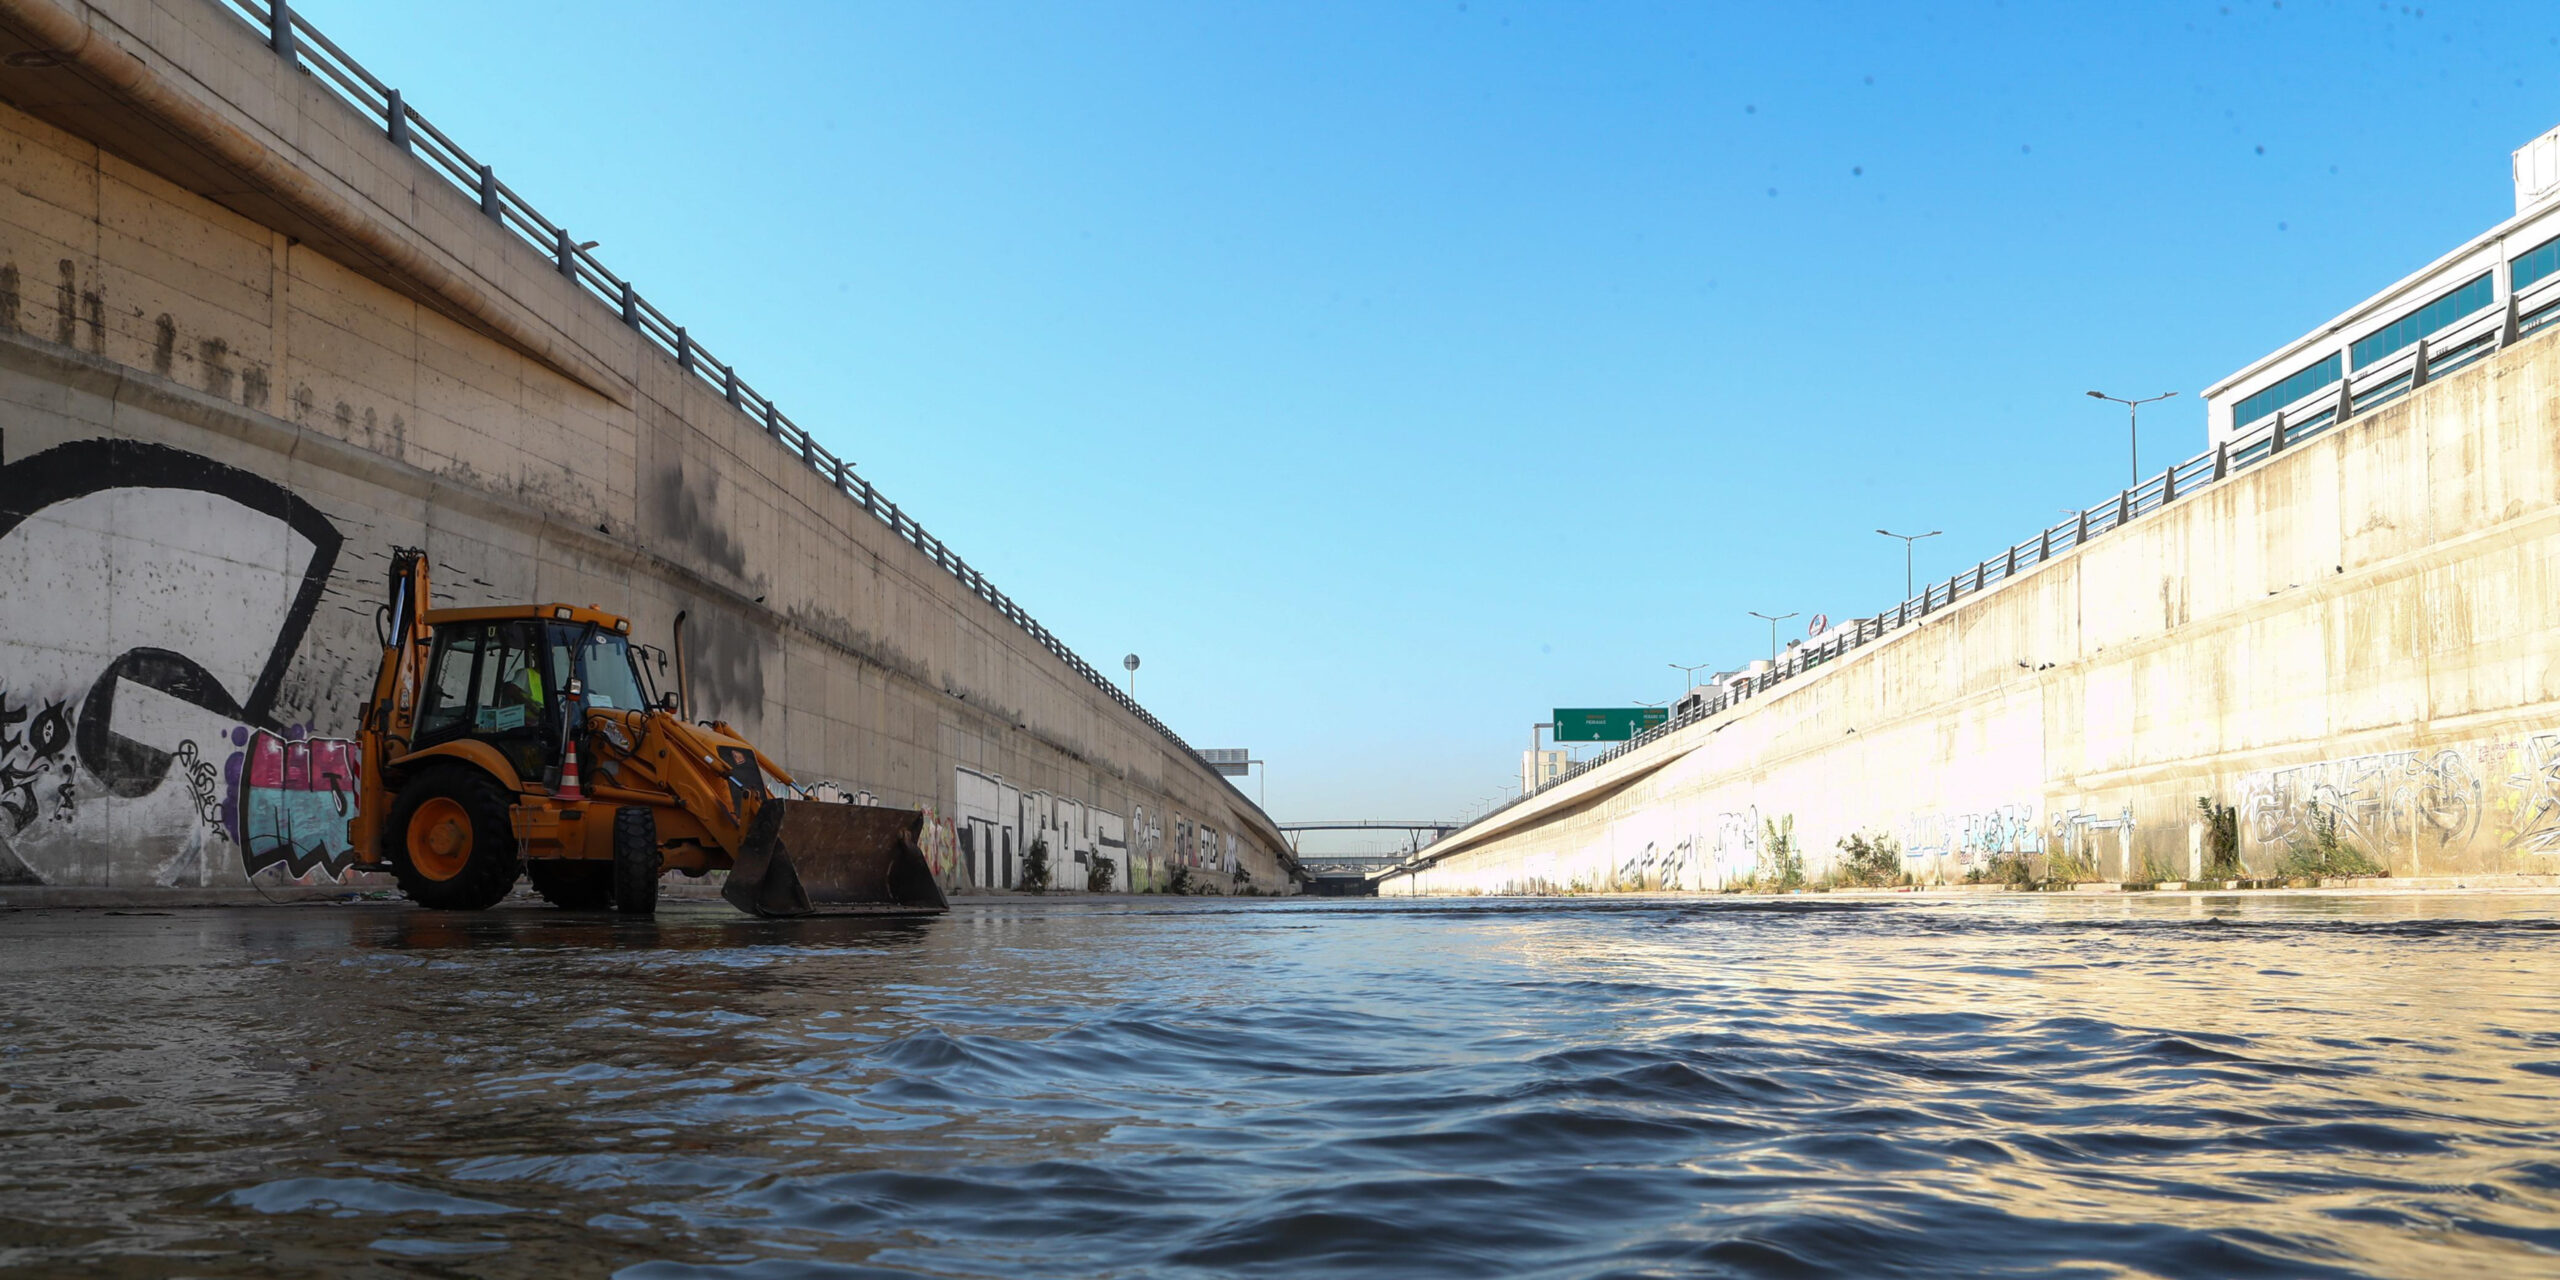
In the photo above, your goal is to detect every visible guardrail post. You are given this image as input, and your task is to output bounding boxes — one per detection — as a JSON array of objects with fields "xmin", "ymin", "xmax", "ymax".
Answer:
[
  {"xmin": 1973, "ymin": 562, "xmax": 1986, "ymax": 591},
  {"xmin": 2411, "ymin": 337, "xmax": 2430, "ymax": 390},
  {"xmin": 2503, "ymin": 294, "xmax": 2521, "ymax": 347},
  {"xmin": 269, "ymin": 0, "xmax": 295, "ymax": 59},
  {"xmin": 762, "ymin": 397, "xmax": 779, "ymax": 436},
  {"xmin": 2334, "ymin": 379, "xmax": 2353, "ymax": 425},
  {"xmin": 834, "ymin": 459, "xmax": 850, "ymax": 490},
  {"xmin": 618, "ymin": 280, "xmax": 637, "ymax": 327},
  {"xmin": 2075, "ymin": 507, "xmax": 2088, "ymax": 544},
  {"xmin": 385, "ymin": 88, "xmax": 409, "ymax": 149},
  {"xmin": 2117, "ymin": 488, "xmax": 2130, "ymax": 527},
  {"xmin": 2038, "ymin": 527, "xmax": 2051, "ymax": 562},
  {"xmin": 478, "ymin": 164, "xmax": 500, "ymax": 221},
  {"xmin": 1898, "ymin": 600, "xmax": 1908, "ymax": 626},
  {"xmin": 2161, "ymin": 463, "xmax": 2177, "ymax": 504},
  {"xmin": 674, "ymin": 326, "xmax": 691, "ymax": 372},
  {"xmin": 2213, "ymin": 440, "xmax": 2228, "ymax": 480},
  {"xmin": 2271, "ymin": 410, "xmax": 2286, "ymax": 454},
  {"xmin": 555, "ymin": 227, "xmax": 575, "ymax": 279},
  {"xmin": 1946, "ymin": 573, "xmax": 1959, "ymax": 601},
  {"xmin": 723, "ymin": 364, "xmax": 740, "ymax": 407},
  {"xmin": 2005, "ymin": 545, "xmax": 2017, "ymax": 576}
]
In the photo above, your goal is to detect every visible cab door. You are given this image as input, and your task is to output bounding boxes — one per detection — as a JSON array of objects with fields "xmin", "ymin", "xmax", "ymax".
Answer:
[{"xmin": 412, "ymin": 620, "xmax": 567, "ymax": 785}]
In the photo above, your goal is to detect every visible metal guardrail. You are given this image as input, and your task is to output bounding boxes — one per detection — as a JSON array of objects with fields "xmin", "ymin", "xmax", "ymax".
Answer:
[
  {"xmin": 1423, "ymin": 275, "xmax": 2560, "ymax": 858},
  {"xmin": 216, "ymin": 1, "xmax": 1252, "ymax": 800}
]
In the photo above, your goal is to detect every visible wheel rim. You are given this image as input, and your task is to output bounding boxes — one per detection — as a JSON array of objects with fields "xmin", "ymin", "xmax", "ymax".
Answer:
[{"xmin": 406, "ymin": 797, "xmax": 473, "ymax": 881}]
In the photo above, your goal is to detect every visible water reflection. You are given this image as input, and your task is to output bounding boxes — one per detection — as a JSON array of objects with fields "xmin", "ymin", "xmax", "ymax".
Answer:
[{"xmin": 2, "ymin": 894, "xmax": 2557, "ymax": 1277}]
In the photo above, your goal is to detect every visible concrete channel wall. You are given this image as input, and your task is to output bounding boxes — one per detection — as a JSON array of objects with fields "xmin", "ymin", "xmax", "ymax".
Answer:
[
  {"xmin": 1384, "ymin": 315, "xmax": 2560, "ymax": 896},
  {"xmin": 0, "ymin": 0, "xmax": 1291, "ymax": 895}
]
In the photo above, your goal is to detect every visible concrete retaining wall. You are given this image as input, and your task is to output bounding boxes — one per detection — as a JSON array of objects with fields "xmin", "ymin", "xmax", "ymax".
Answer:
[
  {"xmin": 1384, "ymin": 315, "xmax": 2560, "ymax": 895},
  {"xmin": 0, "ymin": 0, "xmax": 1287, "ymax": 894}
]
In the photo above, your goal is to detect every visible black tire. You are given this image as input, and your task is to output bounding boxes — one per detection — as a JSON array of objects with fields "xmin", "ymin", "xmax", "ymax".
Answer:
[
  {"xmin": 526, "ymin": 859, "xmax": 613, "ymax": 910},
  {"xmin": 612, "ymin": 806, "xmax": 661, "ymax": 916},
  {"xmin": 383, "ymin": 765, "xmax": 521, "ymax": 911}
]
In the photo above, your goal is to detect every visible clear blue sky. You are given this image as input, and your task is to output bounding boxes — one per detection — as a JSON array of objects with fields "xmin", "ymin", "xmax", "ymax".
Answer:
[{"xmin": 303, "ymin": 1, "xmax": 2560, "ymax": 843}]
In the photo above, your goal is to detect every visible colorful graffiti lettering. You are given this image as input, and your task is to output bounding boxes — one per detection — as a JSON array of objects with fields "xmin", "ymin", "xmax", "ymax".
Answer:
[{"xmin": 231, "ymin": 728, "xmax": 360, "ymax": 878}]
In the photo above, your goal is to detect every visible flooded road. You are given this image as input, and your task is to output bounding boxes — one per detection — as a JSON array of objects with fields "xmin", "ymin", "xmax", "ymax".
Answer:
[{"xmin": 4, "ymin": 893, "xmax": 2559, "ymax": 1278}]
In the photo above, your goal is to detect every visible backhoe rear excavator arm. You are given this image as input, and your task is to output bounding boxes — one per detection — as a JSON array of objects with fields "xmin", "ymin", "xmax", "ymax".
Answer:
[{"xmin": 347, "ymin": 548, "xmax": 432, "ymax": 866}]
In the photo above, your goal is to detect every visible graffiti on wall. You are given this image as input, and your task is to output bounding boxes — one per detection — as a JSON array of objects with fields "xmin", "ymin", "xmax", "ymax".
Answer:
[
  {"xmin": 232, "ymin": 728, "xmax": 361, "ymax": 878},
  {"xmin": 915, "ymin": 802, "xmax": 961, "ymax": 889},
  {"xmin": 953, "ymin": 766, "xmax": 1148, "ymax": 892},
  {"xmin": 1903, "ymin": 803, "xmax": 2041, "ymax": 871},
  {"xmin": 1709, "ymin": 808, "xmax": 1761, "ymax": 886},
  {"xmin": 1615, "ymin": 837, "xmax": 1695, "ymax": 890},
  {"xmin": 2240, "ymin": 749, "xmax": 2483, "ymax": 855},
  {"xmin": 0, "ymin": 439, "xmax": 351, "ymax": 886},
  {"xmin": 2506, "ymin": 734, "xmax": 2560, "ymax": 853}
]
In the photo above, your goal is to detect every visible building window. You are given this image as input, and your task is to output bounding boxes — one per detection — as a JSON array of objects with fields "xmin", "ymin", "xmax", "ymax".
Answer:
[
  {"xmin": 2349, "ymin": 272, "xmax": 2493, "ymax": 369},
  {"xmin": 2515, "ymin": 235, "xmax": 2560, "ymax": 294},
  {"xmin": 2231, "ymin": 353, "xmax": 2341, "ymax": 431}
]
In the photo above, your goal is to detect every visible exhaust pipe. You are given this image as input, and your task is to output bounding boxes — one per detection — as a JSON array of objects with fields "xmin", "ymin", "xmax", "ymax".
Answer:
[{"xmin": 671, "ymin": 609, "xmax": 692, "ymax": 720}]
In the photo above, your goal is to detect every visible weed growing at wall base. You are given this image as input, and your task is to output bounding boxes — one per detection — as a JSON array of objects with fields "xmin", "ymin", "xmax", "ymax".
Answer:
[
  {"xmin": 1758, "ymin": 815, "xmax": 1805, "ymax": 891},
  {"xmin": 1967, "ymin": 853, "xmax": 2036, "ymax": 888},
  {"xmin": 1020, "ymin": 838, "xmax": 1051, "ymax": 893},
  {"xmin": 1833, "ymin": 832, "xmax": 1903, "ymax": 887},
  {"xmin": 2198, "ymin": 796, "xmax": 2243, "ymax": 879},
  {"xmin": 2279, "ymin": 801, "xmax": 2385, "ymax": 879},
  {"xmin": 1087, "ymin": 853, "xmax": 1115, "ymax": 894}
]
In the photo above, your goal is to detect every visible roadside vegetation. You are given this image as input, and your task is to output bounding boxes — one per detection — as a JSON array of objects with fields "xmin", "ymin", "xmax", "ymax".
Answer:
[
  {"xmin": 1020, "ymin": 837, "xmax": 1051, "ymax": 893},
  {"xmin": 2279, "ymin": 801, "xmax": 2385, "ymax": 879},
  {"xmin": 2197, "ymin": 796, "xmax": 2244, "ymax": 879},
  {"xmin": 1831, "ymin": 832, "xmax": 1904, "ymax": 888}
]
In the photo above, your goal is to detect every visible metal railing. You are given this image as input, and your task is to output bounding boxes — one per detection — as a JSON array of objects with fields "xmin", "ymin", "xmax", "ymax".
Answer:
[
  {"xmin": 217, "ymin": 1, "xmax": 1239, "ymax": 794},
  {"xmin": 1419, "ymin": 275, "xmax": 2560, "ymax": 860}
]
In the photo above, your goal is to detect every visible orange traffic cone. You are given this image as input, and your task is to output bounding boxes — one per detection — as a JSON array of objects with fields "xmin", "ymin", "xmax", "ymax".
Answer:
[{"xmin": 556, "ymin": 733, "xmax": 586, "ymax": 801}]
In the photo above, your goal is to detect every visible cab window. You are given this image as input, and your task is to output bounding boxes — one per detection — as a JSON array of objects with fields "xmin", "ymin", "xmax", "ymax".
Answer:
[
  {"xmin": 476, "ymin": 624, "xmax": 549, "ymax": 734},
  {"xmin": 574, "ymin": 629, "xmax": 650, "ymax": 712},
  {"xmin": 415, "ymin": 624, "xmax": 485, "ymax": 739}
]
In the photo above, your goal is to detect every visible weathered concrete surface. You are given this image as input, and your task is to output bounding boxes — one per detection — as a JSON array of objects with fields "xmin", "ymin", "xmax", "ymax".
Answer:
[
  {"xmin": 1384, "ymin": 317, "xmax": 2560, "ymax": 896},
  {"xmin": 0, "ymin": 0, "xmax": 1287, "ymax": 895}
]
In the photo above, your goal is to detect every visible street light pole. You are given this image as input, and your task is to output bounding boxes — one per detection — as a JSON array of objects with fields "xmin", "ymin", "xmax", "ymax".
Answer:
[
  {"xmin": 1747, "ymin": 611, "xmax": 1799, "ymax": 667},
  {"xmin": 1669, "ymin": 661, "xmax": 1712, "ymax": 704},
  {"xmin": 1875, "ymin": 529, "xmax": 1941, "ymax": 599},
  {"xmin": 2086, "ymin": 390, "xmax": 2178, "ymax": 488}
]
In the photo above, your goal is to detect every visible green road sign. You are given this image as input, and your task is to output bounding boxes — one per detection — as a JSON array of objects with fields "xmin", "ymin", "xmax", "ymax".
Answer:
[{"xmin": 1552, "ymin": 707, "xmax": 1668, "ymax": 742}]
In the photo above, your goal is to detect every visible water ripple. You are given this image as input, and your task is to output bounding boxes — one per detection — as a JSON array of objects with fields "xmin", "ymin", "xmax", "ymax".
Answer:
[{"xmin": 4, "ymin": 894, "xmax": 2560, "ymax": 1276}]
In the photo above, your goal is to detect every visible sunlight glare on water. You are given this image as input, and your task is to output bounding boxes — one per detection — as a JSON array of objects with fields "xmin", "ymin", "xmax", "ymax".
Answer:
[{"xmin": 3, "ymin": 894, "xmax": 2558, "ymax": 1278}]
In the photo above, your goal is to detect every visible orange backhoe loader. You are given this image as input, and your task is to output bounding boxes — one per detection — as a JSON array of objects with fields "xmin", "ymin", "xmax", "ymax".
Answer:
[{"xmin": 343, "ymin": 549, "xmax": 947, "ymax": 917}]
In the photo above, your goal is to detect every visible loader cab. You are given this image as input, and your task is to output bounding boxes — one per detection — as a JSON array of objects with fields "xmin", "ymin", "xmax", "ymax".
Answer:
[{"xmin": 412, "ymin": 606, "xmax": 650, "ymax": 785}]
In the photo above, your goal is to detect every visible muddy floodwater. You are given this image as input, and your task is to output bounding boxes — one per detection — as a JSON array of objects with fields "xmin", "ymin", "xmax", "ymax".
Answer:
[{"xmin": 5, "ymin": 894, "xmax": 2560, "ymax": 1278}]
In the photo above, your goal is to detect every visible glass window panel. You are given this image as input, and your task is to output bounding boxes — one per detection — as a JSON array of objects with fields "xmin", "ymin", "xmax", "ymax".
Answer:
[
  {"xmin": 2231, "ymin": 353, "xmax": 2341, "ymax": 430},
  {"xmin": 577, "ymin": 631, "xmax": 649, "ymax": 712},
  {"xmin": 2514, "ymin": 236, "xmax": 2560, "ymax": 293},
  {"xmin": 2351, "ymin": 273, "xmax": 2493, "ymax": 368}
]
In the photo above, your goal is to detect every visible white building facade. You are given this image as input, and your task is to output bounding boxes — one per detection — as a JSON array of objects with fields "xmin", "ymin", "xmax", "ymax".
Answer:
[{"xmin": 2204, "ymin": 124, "xmax": 2560, "ymax": 448}]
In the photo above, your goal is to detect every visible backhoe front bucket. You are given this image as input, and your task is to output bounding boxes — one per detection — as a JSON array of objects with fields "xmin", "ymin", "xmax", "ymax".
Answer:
[{"xmin": 723, "ymin": 801, "xmax": 951, "ymax": 918}]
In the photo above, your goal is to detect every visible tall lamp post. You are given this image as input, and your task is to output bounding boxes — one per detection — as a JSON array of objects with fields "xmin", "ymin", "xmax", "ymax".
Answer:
[
  {"xmin": 1747, "ymin": 611, "xmax": 1798, "ymax": 667},
  {"xmin": 1669, "ymin": 661, "xmax": 1713, "ymax": 704},
  {"xmin": 1875, "ymin": 529, "xmax": 1940, "ymax": 599},
  {"xmin": 2086, "ymin": 390, "xmax": 2178, "ymax": 488},
  {"xmin": 1122, "ymin": 653, "xmax": 1139, "ymax": 697}
]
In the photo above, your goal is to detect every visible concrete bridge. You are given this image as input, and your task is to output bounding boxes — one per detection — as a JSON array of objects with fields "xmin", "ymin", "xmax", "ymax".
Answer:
[{"xmin": 0, "ymin": 0, "xmax": 1295, "ymax": 897}]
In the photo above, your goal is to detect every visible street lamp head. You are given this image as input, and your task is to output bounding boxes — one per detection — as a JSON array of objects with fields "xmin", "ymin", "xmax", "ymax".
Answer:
[{"xmin": 2086, "ymin": 390, "xmax": 2106, "ymax": 399}]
